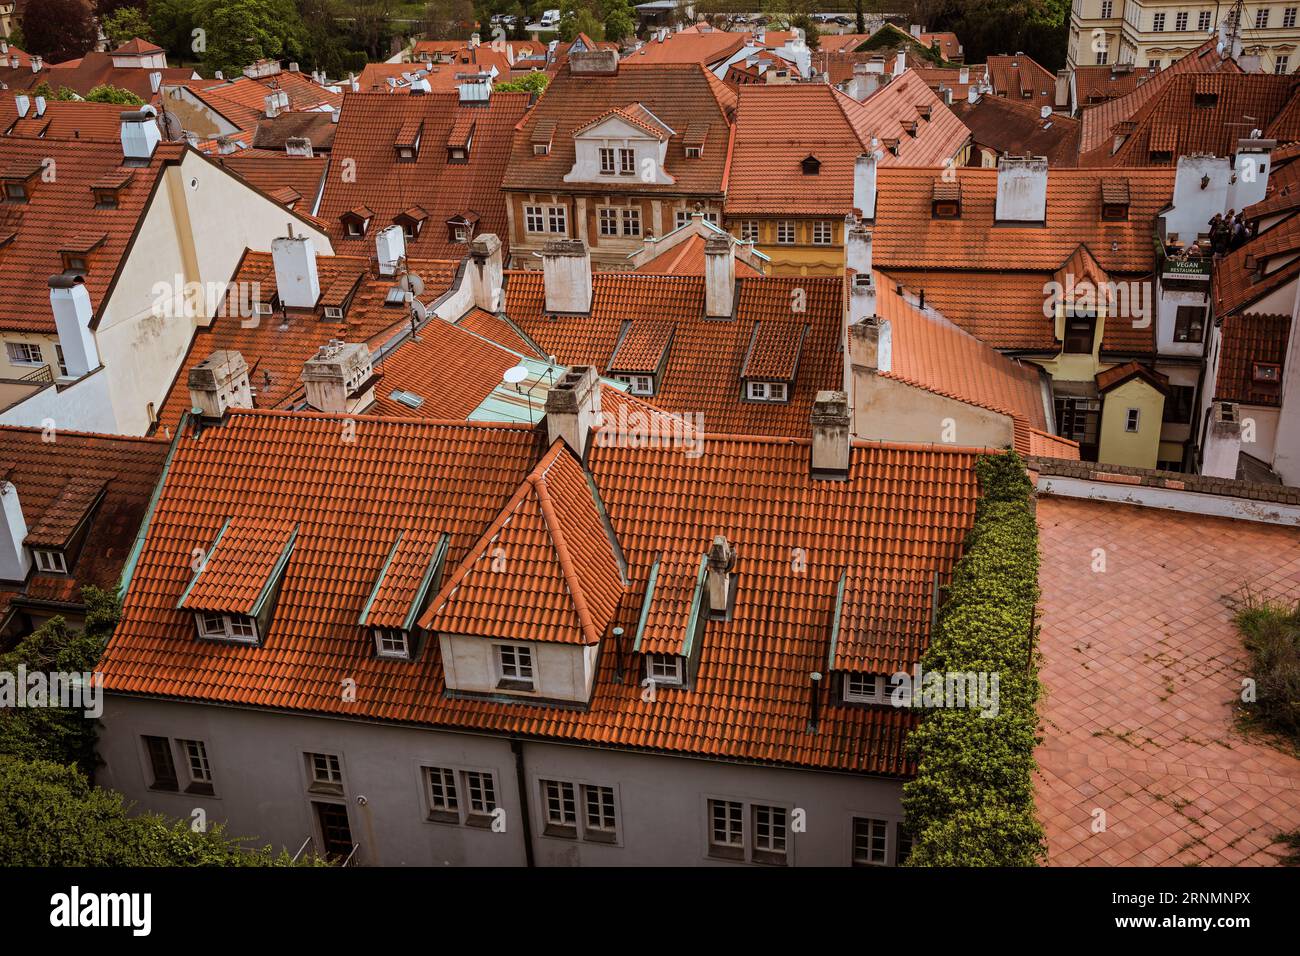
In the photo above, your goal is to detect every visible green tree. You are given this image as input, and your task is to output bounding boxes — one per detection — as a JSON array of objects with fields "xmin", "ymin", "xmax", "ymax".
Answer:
[
  {"xmin": 791, "ymin": 13, "xmax": 818, "ymax": 50},
  {"xmin": 146, "ymin": 0, "xmax": 201, "ymax": 62},
  {"xmin": 603, "ymin": 0, "xmax": 634, "ymax": 43},
  {"xmin": 195, "ymin": 0, "xmax": 307, "ymax": 78},
  {"xmin": 0, "ymin": 756, "xmax": 325, "ymax": 866},
  {"xmin": 102, "ymin": 5, "xmax": 155, "ymax": 47},
  {"xmin": 424, "ymin": 0, "xmax": 476, "ymax": 40},
  {"xmin": 19, "ymin": 0, "xmax": 99, "ymax": 61},
  {"xmin": 493, "ymin": 69, "xmax": 548, "ymax": 92},
  {"xmin": 31, "ymin": 80, "xmax": 82, "ymax": 100},
  {"xmin": 86, "ymin": 83, "xmax": 146, "ymax": 104}
]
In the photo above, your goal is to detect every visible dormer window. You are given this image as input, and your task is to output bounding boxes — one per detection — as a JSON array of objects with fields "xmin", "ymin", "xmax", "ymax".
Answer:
[
  {"xmin": 1253, "ymin": 361, "xmax": 1282, "ymax": 384},
  {"xmin": 341, "ymin": 206, "xmax": 374, "ymax": 238},
  {"xmin": 447, "ymin": 145, "xmax": 468, "ymax": 163},
  {"xmin": 685, "ymin": 145, "xmax": 702, "ymax": 158},
  {"xmin": 494, "ymin": 642, "xmax": 535, "ymax": 691},
  {"xmin": 646, "ymin": 653, "xmax": 683, "ymax": 686},
  {"xmin": 4, "ymin": 181, "xmax": 27, "ymax": 202},
  {"xmin": 373, "ymin": 627, "xmax": 411, "ymax": 659},
  {"xmin": 1194, "ymin": 92, "xmax": 1218, "ymax": 108},
  {"xmin": 32, "ymin": 549, "xmax": 67, "ymax": 574},
  {"xmin": 746, "ymin": 380, "xmax": 788, "ymax": 402},
  {"xmin": 843, "ymin": 672, "xmax": 888, "ymax": 704},
  {"xmin": 534, "ymin": 143, "xmax": 551, "ymax": 156},
  {"xmin": 933, "ymin": 200, "xmax": 960, "ymax": 218},
  {"xmin": 324, "ymin": 306, "xmax": 344, "ymax": 320},
  {"xmin": 1102, "ymin": 202, "xmax": 1128, "ymax": 221},
  {"xmin": 616, "ymin": 374, "xmax": 654, "ymax": 396},
  {"xmin": 59, "ymin": 235, "xmax": 105, "ymax": 276},
  {"xmin": 394, "ymin": 119, "xmax": 422, "ymax": 160},
  {"xmin": 93, "ymin": 189, "xmax": 119, "ymax": 209},
  {"xmin": 196, "ymin": 612, "xmax": 259, "ymax": 643},
  {"xmin": 800, "ymin": 154, "xmax": 821, "ymax": 175},
  {"xmin": 255, "ymin": 294, "xmax": 279, "ymax": 316}
]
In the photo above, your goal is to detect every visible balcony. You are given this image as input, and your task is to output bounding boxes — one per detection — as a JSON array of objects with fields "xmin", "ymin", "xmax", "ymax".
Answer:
[{"xmin": 1155, "ymin": 235, "xmax": 1212, "ymax": 286}]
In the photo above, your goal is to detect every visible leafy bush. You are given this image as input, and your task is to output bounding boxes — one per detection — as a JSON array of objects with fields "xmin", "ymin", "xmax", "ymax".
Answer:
[
  {"xmin": 901, "ymin": 451, "xmax": 1047, "ymax": 866},
  {"xmin": 494, "ymin": 70, "xmax": 548, "ymax": 93},
  {"xmin": 85, "ymin": 84, "xmax": 146, "ymax": 105},
  {"xmin": 1234, "ymin": 597, "xmax": 1300, "ymax": 742},
  {"xmin": 0, "ymin": 756, "xmax": 320, "ymax": 866}
]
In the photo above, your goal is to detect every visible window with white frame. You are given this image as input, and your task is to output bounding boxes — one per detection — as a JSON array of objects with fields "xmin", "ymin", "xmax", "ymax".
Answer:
[
  {"xmin": 739, "ymin": 220, "xmax": 759, "ymax": 242},
  {"xmin": 1199, "ymin": 10, "xmax": 1213, "ymax": 30},
  {"xmin": 746, "ymin": 380, "xmax": 788, "ymax": 402},
  {"xmin": 1125, "ymin": 408, "xmax": 1140, "ymax": 432},
  {"xmin": 708, "ymin": 799, "xmax": 745, "ymax": 860},
  {"xmin": 1174, "ymin": 11, "xmax": 1187, "ymax": 30},
  {"xmin": 308, "ymin": 752, "xmax": 343, "ymax": 794},
  {"xmin": 1278, "ymin": 55, "xmax": 1292, "ymax": 74},
  {"xmin": 33, "ymin": 549, "xmax": 67, "ymax": 574},
  {"xmin": 621, "ymin": 207, "xmax": 640, "ymax": 236},
  {"xmin": 196, "ymin": 612, "xmax": 258, "ymax": 644},
  {"xmin": 525, "ymin": 204, "xmax": 546, "ymax": 233},
  {"xmin": 181, "ymin": 739, "xmax": 214, "ymax": 794},
  {"xmin": 547, "ymin": 205, "xmax": 568, "ymax": 235},
  {"xmin": 464, "ymin": 770, "xmax": 497, "ymax": 821},
  {"xmin": 1100, "ymin": 0, "xmax": 1112, "ymax": 17},
  {"xmin": 852, "ymin": 816, "xmax": 890, "ymax": 866},
  {"xmin": 685, "ymin": 145, "xmax": 702, "ymax": 158},
  {"xmin": 776, "ymin": 221, "xmax": 796, "ymax": 244},
  {"xmin": 599, "ymin": 147, "xmax": 615, "ymax": 174},
  {"xmin": 621, "ymin": 374, "xmax": 653, "ymax": 396},
  {"xmin": 583, "ymin": 785, "xmax": 618, "ymax": 842},
  {"xmin": 1152, "ymin": 11, "xmax": 1165, "ymax": 30},
  {"xmin": 1288, "ymin": 7, "xmax": 1298, "ymax": 29},
  {"xmin": 647, "ymin": 653, "xmax": 683, "ymax": 686},
  {"xmin": 373, "ymin": 627, "xmax": 410, "ymax": 659},
  {"xmin": 542, "ymin": 778, "xmax": 578, "ymax": 835},
  {"xmin": 1257, "ymin": 8, "xmax": 1271, "ymax": 28},
  {"xmin": 843, "ymin": 672, "xmax": 888, "ymax": 704},
  {"xmin": 812, "ymin": 221, "xmax": 832, "ymax": 245},
  {"xmin": 618, "ymin": 148, "xmax": 635, "ymax": 175},
  {"xmin": 6, "ymin": 341, "xmax": 43, "ymax": 365},
  {"xmin": 55, "ymin": 344, "xmax": 67, "ymax": 376},
  {"xmin": 752, "ymin": 804, "xmax": 788, "ymax": 865},
  {"xmin": 599, "ymin": 207, "xmax": 619, "ymax": 236},
  {"xmin": 495, "ymin": 642, "xmax": 535, "ymax": 690},
  {"xmin": 424, "ymin": 766, "xmax": 459, "ymax": 822}
]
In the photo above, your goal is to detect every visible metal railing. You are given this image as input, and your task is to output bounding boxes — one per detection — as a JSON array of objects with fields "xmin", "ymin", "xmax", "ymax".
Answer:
[
  {"xmin": 290, "ymin": 835, "xmax": 313, "ymax": 863},
  {"xmin": 341, "ymin": 843, "xmax": 361, "ymax": 867}
]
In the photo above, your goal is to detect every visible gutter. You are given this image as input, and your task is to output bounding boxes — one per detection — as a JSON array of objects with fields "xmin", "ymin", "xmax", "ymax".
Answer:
[{"xmin": 511, "ymin": 739, "xmax": 535, "ymax": 867}]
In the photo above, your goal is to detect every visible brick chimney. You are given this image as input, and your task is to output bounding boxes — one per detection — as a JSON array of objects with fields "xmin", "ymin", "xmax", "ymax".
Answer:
[
  {"xmin": 706, "ymin": 535, "xmax": 736, "ymax": 618},
  {"xmin": 854, "ymin": 153, "xmax": 877, "ymax": 220},
  {"xmin": 469, "ymin": 233, "xmax": 504, "ymax": 312},
  {"xmin": 811, "ymin": 390, "xmax": 851, "ymax": 479},
  {"xmin": 300, "ymin": 340, "xmax": 377, "ymax": 414},
  {"xmin": 272, "ymin": 233, "xmax": 321, "ymax": 308},
  {"xmin": 570, "ymin": 48, "xmax": 619, "ymax": 74},
  {"xmin": 49, "ymin": 275, "xmax": 99, "ymax": 378},
  {"xmin": 375, "ymin": 224, "xmax": 405, "ymax": 277},
  {"xmin": 704, "ymin": 234, "xmax": 735, "ymax": 318},
  {"xmin": 542, "ymin": 239, "xmax": 592, "ymax": 313},
  {"xmin": 545, "ymin": 366, "xmax": 602, "ymax": 457},
  {"xmin": 0, "ymin": 480, "xmax": 31, "ymax": 584},
  {"xmin": 119, "ymin": 106, "xmax": 161, "ymax": 161},
  {"xmin": 995, "ymin": 155, "xmax": 1048, "ymax": 223},
  {"xmin": 188, "ymin": 350, "xmax": 253, "ymax": 420}
]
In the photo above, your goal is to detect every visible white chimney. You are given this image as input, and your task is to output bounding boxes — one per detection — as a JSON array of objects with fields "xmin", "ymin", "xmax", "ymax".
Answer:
[
  {"xmin": 284, "ymin": 136, "xmax": 313, "ymax": 158},
  {"xmin": 967, "ymin": 84, "xmax": 980, "ymax": 105},
  {"xmin": 14, "ymin": 94, "xmax": 28, "ymax": 118},
  {"xmin": 959, "ymin": 66, "xmax": 970, "ymax": 84},
  {"xmin": 331, "ymin": 107, "xmax": 340, "ymax": 124},
  {"xmin": 845, "ymin": 222, "xmax": 876, "ymax": 325},
  {"xmin": 995, "ymin": 155, "xmax": 1048, "ymax": 223},
  {"xmin": 1271, "ymin": 309, "xmax": 1300, "ymax": 483},
  {"xmin": 0, "ymin": 481, "xmax": 31, "ymax": 584},
  {"xmin": 469, "ymin": 234, "xmax": 504, "ymax": 312},
  {"xmin": 706, "ymin": 535, "xmax": 736, "ymax": 616},
  {"xmin": 300, "ymin": 340, "xmax": 376, "ymax": 414},
  {"xmin": 9, "ymin": 55, "xmax": 19, "ymax": 70},
  {"xmin": 704, "ymin": 234, "xmax": 735, "ymax": 318},
  {"xmin": 545, "ymin": 365, "xmax": 602, "ymax": 457},
  {"xmin": 33, "ymin": 96, "xmax": 45, "ymax": 117},
  {"xmin": 1201, "ymin": 402, "xmax": 1243, "ymax": 479},
  {"xmin": 1, "ymin": 40, "xmax": 8, "ymax": 55},
  {"xmin": 272, "ymin": 233, "xmax": 321, "ymax": 308},
  {"xmin": 375, "ymin": 224, "xmax": 405, "ymax": 277},
  {"xmin": 30, "ymin": 55, "xmax": 42, "ymax": 72},
  {"xmin": 49, "ymin": 276, "xmax": 99, "ymax": 378},
  {"xmin": 119, "ymin": 106, "xmax": 161, "ymax": 160},
  {"xmin": 264, "ymin": 90, "xmax": 289, "ymax": 118},
  {"xmin": 150, "ymin": 71, "xmax": 162, "ymax": 94},
  {"xmin": 893, "ymin": 48, "xmax": 906, "ymax": 78},
  {"xmin": 541, "ymin": 239, "xmax": 592, "ymax": 313},
  {"xmin": 854, "ymin": 153, "xmax": 877, "ymax": 219},
  {"xmin": 811, "ymin": 390, "xmax": 851, "ymax": 479},
  {"xmin": 909, "ymin": 24, "xmax": 923, "ymax": 38},
  {"xmin": 187, "ymin": 350, "xmax": 252, "ymax": 419}
]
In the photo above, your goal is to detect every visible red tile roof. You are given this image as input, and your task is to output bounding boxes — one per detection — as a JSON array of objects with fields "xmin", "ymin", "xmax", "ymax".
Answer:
[
  {"xmin": 317, "ymin": 90, "xmax": 529, "ymax": 259},
  {"xmin": 43, "ymin": 53, "xmax": 197, "ymax": 104},
  {"xmin": 632, "ymin": 232, "xmax": 762, "ymax": 276},
  {"xmin": 985, "ymin": 53, "xmax": 1057, "ymax": 113},
  {"xmin": 213, "ymin": 152, "xmax": 326, "ymax": 210},
  {"xmin": 1073, "ymin": 64, "xmax": 1160, "ymax": 107},
  {"xmin": 186, "ymin": 72, "xmax": 340, "ymax": 131},
  {"xmin": 180, "ymin": 517, "xmax": 297, "ymax": 614},
  {"xmin": 1213, "ymin": 212, "xmax": 1300, "ymax": 317},
  {"xmin": 624, "ymin": 30, "xmax": 747, "ymax": 67},
  {"xmin": 0, "ymin": 427, "xmax": 169, "ymax": 621},
  {"xmin": 953, "ymin": 94, "xmax": 1080, "ymax": 167},
  {"xmin": 497, "ymin": 270, "xmax": 843, "ymax": 436},
  {"xmin": 98, "ymin": 407, "xmax": 988, "ymax": 775},
  {"xmin": 503, "ymin": 62, "xmax": 735, "ymax": 198},
  {"xmin": 1214, "ymin": 312, "xmax": 1290, "ymax": 407},
  {"xmin": 0, "ymin": 137, "xmax": 186, "ymax": 334},
  {"xmin": 726, "ymin": 79, "xmax": 967, "ymax": 217},
  {"xmin": 0, "ymin": 92, "xmax": 123, "ymax": 141}
]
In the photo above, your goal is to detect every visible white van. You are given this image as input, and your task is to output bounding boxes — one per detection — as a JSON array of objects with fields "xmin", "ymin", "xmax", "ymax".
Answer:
[{"xmin": 540, "ymin": 8, "xmax": 560, "ymax": 27}]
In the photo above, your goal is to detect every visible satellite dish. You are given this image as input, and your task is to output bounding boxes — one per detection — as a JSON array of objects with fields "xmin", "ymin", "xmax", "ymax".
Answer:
[
  {"xmin": 1216, "ymin": 41, "xmax": 1225, "ymax": 55},
  {"xmin": 1040, "ymin": 105, "xmax": 1052, "ymax": 119},
  {"xmin": 398, "ymin": 272, "xmax": 424, "ymax": 296},
  {"xmin": 503, "ymin": 364, "xmax": 528, "ymax": 385},
  {"xmin": 410, "ymin": 299, "xmax": 428, "ymax": 322}
]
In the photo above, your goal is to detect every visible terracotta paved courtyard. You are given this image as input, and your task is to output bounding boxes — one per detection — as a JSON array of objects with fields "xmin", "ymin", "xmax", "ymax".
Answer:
[{"xmin": 1034, "ymin": 496, "xmax": 1300, "ymax": 866}]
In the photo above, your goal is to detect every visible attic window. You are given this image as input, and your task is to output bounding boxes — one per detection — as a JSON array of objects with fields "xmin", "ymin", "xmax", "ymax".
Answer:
[
  {"xmin": 373, "ymin": 627, "xmax": 411, "ymax": 660},
  {"xmin": 394, "ymin": 119, "xmax": 423, "ymax": 160},
  {"xmin": 1194, "ymin": 92, "xmax": 1218, "ymax": 108},
  {"xmin": 33, "ymin": 549, "xmax": 68, "ymax": 574},
  {"xmin": 746, "ymin": 380, "xmax": 788, "ymax": 402},
  {"xmin": 686, "ymin": 145, "xmax": 702, "ymax": 158},
  {"xmin": 3, "ymin": 181, "xmax": 28, "ymax": 202},
  {"xmin": 324, "ymin": 306, "xmax": 344, "ymax": 320},
  {"xmin": 646, "ymin": 653, "xmax": 684, "ymax": 687},
  {"xmin": 843, "ymin": 672, "xmax": 888, "ymax": 704},
  {"xmin": 62, "ymin": 255, "xmax": 90, "ymax": 275},
  {"xmin": 389, "ymin": 388, "xmax": 424, "ymax": 408},
  {"xmin": 92, "ymin": 189, "xmax": 119, "ymax": 209},
  {"xmin": 616, "ymin": 374, "xmax": 654, "ymax": 396},
  {"xmin": 800, "ymin": 155, "xmax": 821, "ymax": 175},
  {"xmin": 533, "ymin": 143, "xmax": 551, "ymax": 156},
  {"xmin": 1102, "ymin": 202, "xmax": 1129, "ymax": 221},
  {"xmin": 196, "ymin": 612, "xmax": 259, "ymax": 644},
  {"xmin": 932, "ymin": 200, "xmax": 960, "ymax": 219},
  {"xmin": 1150, "ymin": 150, "xmax": 1173, "ymax": 163},
  {"xmin": 447, "ymin": 146, "xmax": 468, "ymax": 163},
  {"xmin": 1253, "ymin": 361, "xmax": 1282, "ymax": 383}
]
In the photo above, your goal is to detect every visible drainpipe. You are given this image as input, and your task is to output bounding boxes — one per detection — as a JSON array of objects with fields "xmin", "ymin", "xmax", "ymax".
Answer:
[{"xmin": 511, "ymin": 739, "xmax": 535, "ymax": 867}]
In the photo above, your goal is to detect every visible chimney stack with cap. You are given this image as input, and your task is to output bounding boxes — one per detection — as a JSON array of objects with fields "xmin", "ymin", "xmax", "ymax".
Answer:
[
  {"xmin": 704, "ymin": 234, "xmax": 735, "ymax": 318},
  {"xmin": 545, "ymin": 366, "xmax": 602, "ymax": 457},
  {"xmin": 854, "ymin": 153, "xmax": 877, "ymax": 220},
  {"xmin": 469, "ymin": 234, "xmax": 504, "ymax": 313},
  {"xmin": 49, "ymin": 276, "xmax": 99, "ymax": 378},
  {"xmin": 995, "ymin": 155, "xmax": 1049, "ymax": 223},
  {"xmin": 375, "ymin": 224, "xmax": 405, "ymax": 277},
  {"xmin": 120, "ymin": 106, "xmax": 161, "ymax": 160},
  {"xmin": 541, "ymin": 239, "xmax": 592, "ymax": 313},
  {"xmin": 271, "ymin": 232, "xmax": 321, "ymax": 308},
  {"xmin": 811, "ymin": 390, "xmax": 851, "ymax": 479},
  {"xmin": 300, "ymin": 340, "xmax": 377, "ymax": 414},
  {"xmin": 845, "ymin": 222, "xmax": 876, "ymax": 326},
  {"xmin": 706, "ymin": 535, "xmax": 736, "ymax": 618},
  {"xmin": 0, "ymin": 480, "xmax": 31, "ymax": 584},
  {"xmin": 188, "ymin": 350, "xmax": 253, "ymax": 419}
]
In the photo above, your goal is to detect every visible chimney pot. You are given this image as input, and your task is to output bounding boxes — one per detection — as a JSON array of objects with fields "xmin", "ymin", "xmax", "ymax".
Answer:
[
  {"xmin": 854, "ymin": 153, "xmax": 878, "ymax": 219},
  {"xmin": 119, "ymin": 105, "xmax": 161, "ymax": 160},
  {"xmin": 375, "ymin": 224, "xmax": 405, "ymax": 277},
  {"xmin": 703, "ymin": 234, "xmax": 735, "ymax": 317},
  {"xmin": 469, "ymin": 233, "xmax": 504, "ymax": 312},
  {"xmin": 300, "ymin": 341, "xmax": 375, "ymax": 414},
  {"xmin": 187, "ymin": 350, "xmax": 252, "ymax": 419},
  {"xmin": 271, "ymin": 234, "xmax": 321, "ymax": 308},
  {"xmin": 541, "ymin": 239, "xmax": 592, "ymax": 313},
  {"xmin": 0, "ymin": 481, "xmax": 32, "ymax": 583},
  {"xmin": 545, "ymin": 365, "xmax": 601, "ymax": 457},
  {"xmin": 811, "ymin": 390, "xmax": 851, "ymax": 479},
  {"xmin": 14, "ymin": 94, "xmax": 28, "ymax": 118},
  {"xmin": 48, "ymin": 275, "xmax": 99, "ymax": 378}
]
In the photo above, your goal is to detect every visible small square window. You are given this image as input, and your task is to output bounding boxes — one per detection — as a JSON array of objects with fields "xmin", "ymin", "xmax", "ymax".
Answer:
[
  {"xmin": 812, "ymin": 221, "xmax": 832, "ymax": 245},
  {"xmin": 308, "ymin": 752, "xmax": 343, "ymax": 794},
  {"xmin": 33, "ymin": 549, "xmax": 67, "ymax": 574},
  {"xmin": 4, "ymin": 182, "xmax": 28, "ymax": 202},
  {"xmin": 844, "ymin": 672, "xmax": 888, "ymax": 704},
  {"xmin": 374, "ymin": 627, "xmax": 411, "ymax": 659},
  {"xmin": 647, "ymin": 653, "xmax": 683, "ymax": 686},
  {"xmin": 685, "ymin": 145, "xmax": 702, "ymax": 158},
  {"xmin": 6, "ymin": 342, "xmax": 43, "ymax": 365},
  {"xmin": 495, "ymin": 643, "xmax": 535, "ymax": 690},
  {"xmin": 853, "ymin": 816, "xmax": 890, "ymax": 866},
  {"xmin": 627, "ymin": 375, "xmax": 653, "ymax": 396},
  {"xmin": 346, "ymin": 220, "xmax": 364, "ymax": 237},
  {"xmin": 533, "ymin": 143, "xmax": 550, "ymax": 156},
  {"xmin": 740, "ymin": 221, "xmax": 759, "ymax": 242},
  {"xmin": 776, "ymin": 221, "xmax": 796, "ymax": 245}
]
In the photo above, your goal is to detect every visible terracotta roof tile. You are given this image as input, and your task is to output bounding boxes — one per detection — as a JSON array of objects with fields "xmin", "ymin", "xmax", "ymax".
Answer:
[
  {"xmin": 180, "ymin": 517, "xmax": 297, "ymax": 614},
  {"xmin": 1214, "ymin": 312, "xmax": 1290, "ymax": 406},
  {"xmin": 632, "ymin": 232, "xmax": 762, "ymax": 276},
  {"xmin": 214, "ymin": 152, "xmax": 326, "ymax": 209},
  {"xmin": 742, "ymin": 321, "xmax": 805, "ymax": 380},
  {"xmin": 1213, "ymin": 213, "xmax": 1300, "ymax": 316},
  {"xmin": 624, "ymin": 31, "xmax": 747, "ymax": 66},
  {"xmin": 952, "ymin": 94, "xmax": 1080, "ymax": 167},
  {"xmin": 24, "ymin": 474, "xmax": 107, "ymax": 548},
  {"xmin": 608, "ymin": 320, "xmax": 674, "ymax": 373},
  {"xmin": 360, "ymin": 527, "xmax": 447, "ymax": 630},
  {"xmin": 985, "ymin": 53, "xmax": 1057, "ymax": 113},
  {"xmin": 633, "ymin": 549, "xmax": 702, "ymax": 655},
  {"xmin": 0, "ymin": 93, "xmax": 123, "ymax": 141}
]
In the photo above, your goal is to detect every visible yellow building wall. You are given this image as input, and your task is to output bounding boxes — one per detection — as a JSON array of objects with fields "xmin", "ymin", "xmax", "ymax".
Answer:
[
  {"xmin": 727, "ymin": 218, "xmax": 845, "ymax": 276},
  {"xmin": 1098, "ymin": 377, "xmax": 1165, "ymax": 469}
]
